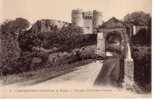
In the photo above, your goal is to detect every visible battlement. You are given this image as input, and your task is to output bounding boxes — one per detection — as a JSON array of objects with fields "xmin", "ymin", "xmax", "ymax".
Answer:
[{"xmin": 83, "ymin": 11, "xmax": 93, "ymax": 19}]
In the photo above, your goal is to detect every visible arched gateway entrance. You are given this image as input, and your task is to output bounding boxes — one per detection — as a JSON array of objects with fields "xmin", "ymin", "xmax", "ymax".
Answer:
[
  {"xmin": 96, "ymin": 17, "xmax": 129, "ymax": 57},
  {"xmin": 105, "ymin": 31, "xmax": 123, "ymax": 54}
]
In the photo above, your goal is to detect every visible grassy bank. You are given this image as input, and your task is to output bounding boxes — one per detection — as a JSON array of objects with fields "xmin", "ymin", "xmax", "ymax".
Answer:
[{"xmin": 1, "ymin": 59, "xmax": 94, "ymax": 85}]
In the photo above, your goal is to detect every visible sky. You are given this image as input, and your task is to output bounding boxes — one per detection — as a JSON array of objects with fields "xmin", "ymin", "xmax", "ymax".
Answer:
[{"xmin": 0, "ymin": 0, "xmax": 152, "ymax": 23}]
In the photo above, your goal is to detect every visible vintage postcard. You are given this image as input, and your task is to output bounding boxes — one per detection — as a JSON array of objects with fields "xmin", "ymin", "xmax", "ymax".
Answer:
[{"xmin": 0, "ymin": 0, "xmax": 152, "ymax": 98}]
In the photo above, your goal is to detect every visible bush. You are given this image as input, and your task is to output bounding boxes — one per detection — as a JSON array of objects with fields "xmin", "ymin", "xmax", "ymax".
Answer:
[
  {"xmin": 18, "ymin": 24, "xmax": 97, "ymax": 52},
  {"xmin": 1, "ymin": 45, "xmax": 96, "ymax": 76},
  {"xmin": 1, "ymin": 21, "xmax": 97, "ymax": 76},
  {"xmin": 1, "ymin": 52, "xmax": 33, "ymax": 75},
  {"xmin": 131, "ymin": 45, "xmax": 151, "ymax": 92}
]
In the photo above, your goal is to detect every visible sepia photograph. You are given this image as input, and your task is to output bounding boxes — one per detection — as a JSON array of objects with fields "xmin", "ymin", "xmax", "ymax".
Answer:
[{"xmin": 0, "ymin": 0, "xmax": 152, "ymax": 98}]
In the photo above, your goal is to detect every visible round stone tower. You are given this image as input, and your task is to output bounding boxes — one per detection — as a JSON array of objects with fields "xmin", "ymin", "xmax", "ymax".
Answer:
[
  {"xmin": 71, "ymin": 9, "xmax": 84, "ymax": 27},
  {"xmin": 93, "ymin": 10, "xmax": 103, "ymax": 33}
]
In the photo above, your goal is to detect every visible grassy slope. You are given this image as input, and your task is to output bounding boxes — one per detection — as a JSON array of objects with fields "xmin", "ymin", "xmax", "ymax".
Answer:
[{"xmin": 1, "ymin": 59, "xmax": 93, "ymax": 85}]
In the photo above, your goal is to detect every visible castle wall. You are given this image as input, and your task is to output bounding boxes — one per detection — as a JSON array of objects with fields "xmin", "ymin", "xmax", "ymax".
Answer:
[
  {"xmin": 83, "ymin": 19, "xmax": 93, "ymax": 34},
  {"xmin": 31, "ymin": 20, "xmax": 69, "ymax": 33},
  {"xmin": 71, "ymin": 9, "xmax": 84, "ymax": 27},
  {"xmin": 83, "ymin": 11, "xmax": 93, "ymax": 34},
  {"xmin": 93, "ymin": 10, "xmax": 103, "ymax": 33}
]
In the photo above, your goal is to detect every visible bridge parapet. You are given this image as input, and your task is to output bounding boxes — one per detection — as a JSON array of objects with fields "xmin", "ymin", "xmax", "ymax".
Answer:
[
  {"xmin": 123, "ymin": 43, "xmax": 135, "ymax": 89},
  {"xmin": 96, "ymin": 32, "xmax": 105, "ymax": 57}
]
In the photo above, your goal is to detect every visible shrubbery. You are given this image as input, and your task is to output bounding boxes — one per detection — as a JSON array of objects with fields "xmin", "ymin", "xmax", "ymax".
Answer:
[
  {"xmin": 131, "ymin": 45, "xmax": 151, "ymax": 92},
  {"xmin": 0, "ymin": 18, "xmax": 29, "ymax": 69},
  {"xmin": 1, "ymin": 22, "xmax": 97, "ymax": 76},
  {"xmin": 1, "ymin": 45, "xmax": 96, "ymax": 76},
  {"xmin": 18, "ymin": 24, "xmax": 97, "ymax": 52}
]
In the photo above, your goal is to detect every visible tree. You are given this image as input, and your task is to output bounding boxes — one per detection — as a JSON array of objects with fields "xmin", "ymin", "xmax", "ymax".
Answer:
[
  {"xmin": 124, "ymin": 11, "xmax": 151, "ymax": 26},
  {"xmin": 18, "ymin": 23, "xmax": 84, "ymax": 52},
  {"xmin": 124, "ymin": 11, "xmax": 151, "ymax": 46},
  {"xmin": 0, "ymin": 18, "xmax": 30, "ymax": 68},
  {"xmin": 147, "ymin": 17, "xmax": 151, "ymax": 45},
  {"xmin": 58, "ymin": 24, "xmax": 83, "ymax": 40},
  {"xmin": 1, "ymin": 18, "xmax": 30, "ymax": 34},
  {"xmin": 57, "ymin": 24, "xmax": 84, "ymax": 49}
]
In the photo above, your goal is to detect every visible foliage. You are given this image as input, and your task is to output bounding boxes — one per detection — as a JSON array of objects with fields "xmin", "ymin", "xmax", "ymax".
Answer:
[
  {"xmin": 0, "ymin": 33, "xmax": 21, "ymax": 68},
  {"xmin": 0, "ymin": 18, "xmax": 29, "ymax": 68},
  {"xmin": 18, "ymin": 24, "xmax": 96, "ymax": 52},
  {"xmin": 124, "ymin": 11, "xmax": 151, "ymax": 26},
  {"xmin": 1, "ymin": 52, "xmax": 33, "ymax": 75},
  {"xmin": 124, "ymin": 11, "xmax": 151, "ymax": 46},
  {"xmin": 131, "ymin": 28, "xmax": 148, "ymax": 45},
  {"xmin": 131, "ymin": 46, "xmax": 151, "ymax": 92},
  {"xmin": 1, "ymin": 18, "xmax": 30, "ymax": 34},
  {"xmin": 57, "ymin": 25, "xmax": 83, "ymax": 50},
  {"xmin": 18, "ymin": 30, "xmax": 42, "ymax": 52},
  {"xmin": 1, "ymin": 45, "xmax": 96, "ymax": 76}
]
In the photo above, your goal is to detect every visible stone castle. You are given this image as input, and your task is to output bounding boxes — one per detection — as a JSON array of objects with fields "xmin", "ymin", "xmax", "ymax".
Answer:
[
  {"xmin": 71, "ymin": 9, "xmax": 103, "ymax": 34},
  {"xmin": 31, "ymin": 9, "xmax": 103, "ymax": 34}
]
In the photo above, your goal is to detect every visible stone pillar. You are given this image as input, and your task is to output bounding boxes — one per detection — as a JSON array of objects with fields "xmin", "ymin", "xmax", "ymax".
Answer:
[
  {"xmin": 96, "ymin": 32, "xmax": 105, "ymax": 57},
  {"xmin": 123, "ymin": 43, "xmax": 135, "ymax": 89},
  {"xmin": 133, "ymin": 25, "xmax": 137, "ymax": 36}
]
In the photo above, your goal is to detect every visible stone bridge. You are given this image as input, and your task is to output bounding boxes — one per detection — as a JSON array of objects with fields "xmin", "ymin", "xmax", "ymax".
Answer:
[
  {"xmin": 96, "ymin": 32, "xmax": 134, "ymax": 89},
  {"xmin": 95, "ymin": 17, "xmax": 149, "ymax": 89}
]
